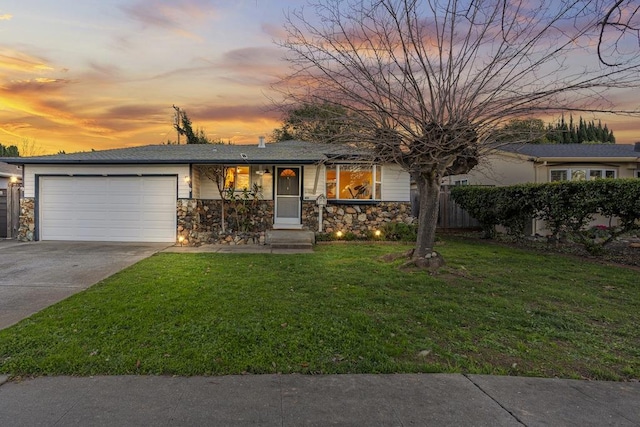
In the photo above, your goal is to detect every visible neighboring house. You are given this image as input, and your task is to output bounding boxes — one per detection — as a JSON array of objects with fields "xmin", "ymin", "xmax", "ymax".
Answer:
[
  {"xmin": 445, "ymin": 142, "xmax": 640, "ymax": 186},
  {"xmin": 0, "ymin": 161, "xmax": 21, "ymax": 189},
  {"xmin": 3, "ymin": 140, "xmax": 412, "ymax": 244},
  {"xmin": 0, "ymin": 162, "xmax": 22, "ymax": 239},
  {"xmin": 444, "ymin": 142, "xmax": 640, "ymax": 234}
]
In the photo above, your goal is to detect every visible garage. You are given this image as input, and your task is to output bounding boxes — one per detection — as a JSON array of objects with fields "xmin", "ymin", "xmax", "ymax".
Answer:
[{"xmin": 39, "ymin": 176, "xmax": 177, "ymax": 242}]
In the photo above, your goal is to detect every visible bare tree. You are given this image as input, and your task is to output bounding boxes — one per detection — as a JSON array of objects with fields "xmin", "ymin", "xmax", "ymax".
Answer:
[
  {"xmin": 271, "ymin": 103, "xmax": 355, "ymax": 142},
  {"xmin": 276, "ymin": 0, "xmax": 640, "ymax": 267},
  {"xmin": 598, "ymin": 0, "xmax": 640, "ymax": 66},
  {"xmin": 19, "ymin": 138, "xmax": 44, "ymax": 157},
  {"xmin": 199, "ymin": 165, "xmax": 231, "ymax": 233}
]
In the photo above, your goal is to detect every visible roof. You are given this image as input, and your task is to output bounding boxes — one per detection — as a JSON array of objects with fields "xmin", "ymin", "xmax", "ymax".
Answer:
[
  {"xmin": 0, "ymin": 161, "xmax": 21, "ymax": 178},
  {"xmin": 0, "ymin": 141, "xmax": 370, "ymax": 165},
  {"xmin": 498, "ymin": 143, "xmax": 640, "ymax": 159}
]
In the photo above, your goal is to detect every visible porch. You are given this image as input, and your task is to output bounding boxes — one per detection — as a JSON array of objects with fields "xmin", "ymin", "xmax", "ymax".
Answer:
[{"xmin": 175, "ymin": 199, "xmax": 414, "ymax": 246}]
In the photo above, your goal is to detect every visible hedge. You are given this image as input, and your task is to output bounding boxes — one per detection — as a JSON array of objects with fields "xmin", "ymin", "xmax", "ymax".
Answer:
[{"xmin": 451, "ymin": 179, "xmax": 640, "ymax": 253}]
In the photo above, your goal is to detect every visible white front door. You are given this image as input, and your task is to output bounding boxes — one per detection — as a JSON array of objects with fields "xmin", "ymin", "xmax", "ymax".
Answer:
[{"xmin": 274, "ymin": 166, "xmax": 302, "ymax": 228}]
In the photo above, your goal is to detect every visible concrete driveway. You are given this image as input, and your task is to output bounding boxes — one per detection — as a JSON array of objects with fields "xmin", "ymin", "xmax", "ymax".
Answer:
[{"xmin": 0, "ymin": 240, "xmax": 170, "ymax": 330}]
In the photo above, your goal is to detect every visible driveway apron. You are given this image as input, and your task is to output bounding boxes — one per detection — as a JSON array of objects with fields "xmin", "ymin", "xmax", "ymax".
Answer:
[{"xmin": 0, "ymin": 241, "xmax": 169, "ymax": 330}]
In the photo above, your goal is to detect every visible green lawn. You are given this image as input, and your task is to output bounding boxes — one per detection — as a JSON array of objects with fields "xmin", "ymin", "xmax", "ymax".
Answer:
[{"xmin": 1, "ymin": 239, "xmax": 638, "ymax": 380}]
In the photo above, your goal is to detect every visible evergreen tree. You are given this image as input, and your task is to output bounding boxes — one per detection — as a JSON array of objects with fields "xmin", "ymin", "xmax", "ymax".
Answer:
[
  {"xmin": 0, "ymin": 143, "xmax": 20, "ymax": 157},
  {"xmin": 544, "ymin": 115, "xmax": 615, "ymax": 144},
  {"xmin": 174, "ymin": 109, "xmax": 213, "ymax": 144}
]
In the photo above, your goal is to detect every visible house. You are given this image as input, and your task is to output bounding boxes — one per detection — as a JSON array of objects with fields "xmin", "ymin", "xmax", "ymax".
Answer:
[
  {"xmin": 0, "ymin": 162, "xmax": 22, "ymax": 239},
  {"xmin": 3, "ymin": 140, "xmax": 413, "ymax": 244},
  {"xmin": 444, "ymin": 142, "xmax": 640, "ymax": 234},
  {"xmin": 444, "ymin": 143, "xmax": 640, "ymax": 186}
]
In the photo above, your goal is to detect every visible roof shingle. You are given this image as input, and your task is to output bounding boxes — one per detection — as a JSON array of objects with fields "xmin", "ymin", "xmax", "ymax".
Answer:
[
  {"xmin": 1, "ymin": 141, "xmax": 368, "ymax": 165},
  {"xmin": 498, "ymin": 143, "xmax": 640, "ymax": 158}
]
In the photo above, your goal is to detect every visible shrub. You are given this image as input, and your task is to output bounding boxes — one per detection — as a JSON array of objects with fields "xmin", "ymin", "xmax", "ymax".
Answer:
[
  {"xmin": 494, "ymin": 184, "xmax": 538, "ymax": 239},
  {"xmin": 380, "ymin": 222, "xmax": 418, "ymax": 241},
  {"xmin": 452, "ymin": 180, "xmax": 640, "ymax": 254},
  {"xmin": 450, "ymin": 186, "xmax": 499, "ymax": 238}
]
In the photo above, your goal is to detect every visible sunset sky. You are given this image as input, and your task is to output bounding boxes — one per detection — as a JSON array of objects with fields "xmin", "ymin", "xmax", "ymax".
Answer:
[{"xmin": 1, "ymin": 0, "xmax": 639, "ymax": 155}]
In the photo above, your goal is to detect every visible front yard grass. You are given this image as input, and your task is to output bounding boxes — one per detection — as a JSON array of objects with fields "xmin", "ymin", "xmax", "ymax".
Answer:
[{"xmin": 0, "ymin": 239, "xmax": 638, "ymax": 380}]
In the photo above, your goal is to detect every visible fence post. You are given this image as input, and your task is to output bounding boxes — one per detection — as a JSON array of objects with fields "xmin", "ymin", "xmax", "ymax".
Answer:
[{"xmin": 7, "ymin": 183, "xmax": 21, "ymax": 239}]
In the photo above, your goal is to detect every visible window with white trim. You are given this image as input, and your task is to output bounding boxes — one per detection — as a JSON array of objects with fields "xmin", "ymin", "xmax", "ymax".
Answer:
[
  {"xmin": 550, "ymin": 168, "xmax": 616, "ymax": 182},
  {"xmin": 225, "ymin": 166, "xmax": 251, "ymax": 190},
  {"xmin": 326, "ymin": 165, "xmax": 381, "ymax": 200}
]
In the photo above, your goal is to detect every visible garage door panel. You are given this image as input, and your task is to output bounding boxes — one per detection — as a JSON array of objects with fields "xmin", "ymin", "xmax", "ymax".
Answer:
[{"xmin": 40, "ymin": 176, "xmax": 176, "ymax": 242}]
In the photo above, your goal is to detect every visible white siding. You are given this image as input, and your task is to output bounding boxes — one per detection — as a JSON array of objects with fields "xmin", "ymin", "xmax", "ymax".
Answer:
[
  {"xmin": 465, "ymin": 154, "xmax": 536, "ymax": 186},
  {"xmin": 381, "ymin": 164, "xmax": 410, "ymax": 201},
  {"xmin": 191, "ymin": 166, "xmax": 201, "ymax": 198},
  {"xmin": 303, "ymin": 165, "xmax": 325, "ymax": 200},
  {"xmin": 24, "ymin": 164, "xmax": 190, "ymax": 198},
  {"xmin": 199, "ymin": 176, "xmax": 220, "ymax": 199}
]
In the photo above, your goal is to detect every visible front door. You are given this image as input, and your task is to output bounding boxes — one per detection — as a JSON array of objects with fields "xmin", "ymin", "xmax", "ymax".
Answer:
[{"xmin": 274, "ymin": 166, "xmax": 302, "ymax": 228}]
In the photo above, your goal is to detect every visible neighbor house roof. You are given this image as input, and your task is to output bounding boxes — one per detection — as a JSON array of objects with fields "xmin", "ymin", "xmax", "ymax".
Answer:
[
  {"xmin": 1, "ymin": 141, "xmax": 371, "ymax": 165},
  {"xmin": 497, "ymin": 143, "xmax": 640, "ymax": 161},
  {"xmin": 0, "ymin": 161, "xmax": 21, "ymax": 178}
]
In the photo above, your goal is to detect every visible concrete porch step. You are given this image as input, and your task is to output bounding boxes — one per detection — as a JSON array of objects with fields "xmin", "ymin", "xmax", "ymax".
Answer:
[{"xmin": 266, "ymin": 230, "xmax": 315, "ymax": 250}]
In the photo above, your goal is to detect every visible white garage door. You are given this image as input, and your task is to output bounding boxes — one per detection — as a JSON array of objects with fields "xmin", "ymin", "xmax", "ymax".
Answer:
[{"xmin": 39, "ymin": 176, "xmax": 177, "ymax": 242}]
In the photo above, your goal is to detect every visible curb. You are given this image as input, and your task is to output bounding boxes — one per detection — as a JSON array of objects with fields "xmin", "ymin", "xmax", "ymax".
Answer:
[{"xmin": 0, "ymin": 375, "xmax": 9, "ymax": 386}]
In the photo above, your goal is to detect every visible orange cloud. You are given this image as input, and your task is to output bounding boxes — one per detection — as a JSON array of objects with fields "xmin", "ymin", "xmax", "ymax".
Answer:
[
  {"xmin": 0, "ymin": 13, "xmax": 12, "ymax": 20},
  {"xmin": 0, "ymin": 48, "xmax": 53, "ymax": 73}
]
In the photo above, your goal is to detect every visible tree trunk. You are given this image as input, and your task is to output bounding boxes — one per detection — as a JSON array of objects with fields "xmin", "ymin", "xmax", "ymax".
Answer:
[{"xmin": 414, "ymin": 173, "xmax": 441, "ymax": 260}]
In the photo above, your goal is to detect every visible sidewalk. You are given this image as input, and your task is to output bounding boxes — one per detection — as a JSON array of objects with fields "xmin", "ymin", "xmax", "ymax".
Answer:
[{"xmin": 1, "ymin": 373, "xmax": 638, "ymax": 426}]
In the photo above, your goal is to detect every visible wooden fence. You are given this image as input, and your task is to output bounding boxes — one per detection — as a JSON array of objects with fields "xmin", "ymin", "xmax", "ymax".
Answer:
[
  {"xmin": 1, "ymin": 185, "xmax": 21, "ymax": 238},
  {"xmin": 411, "ymin": 185, "xmax": 481, "ymax": 230}
]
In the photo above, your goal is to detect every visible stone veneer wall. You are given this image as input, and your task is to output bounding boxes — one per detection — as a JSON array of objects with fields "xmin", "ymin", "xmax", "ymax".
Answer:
[
  {"xmin": 302, "ymin": 201, "xmax": 415, "ymax": 236},
  {"xmin": 17, "ymin": 197, "xmax": 35, "ymax": 241},
  {"xmin": 179, "ymin": 200, "xmax": 414, "ymax": 245},
  {"xmin": 177, "ymin": 199, "xmax": 274, "ymax": 246}
]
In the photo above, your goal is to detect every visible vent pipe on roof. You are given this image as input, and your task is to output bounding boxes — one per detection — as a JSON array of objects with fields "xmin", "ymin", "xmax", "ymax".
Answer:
[
  {"xmin": 258, "ymin": 136, "xmax": 266, "ymax": 148},
  {"xmin": 635, "ymin": 142, "xmax": 640, "ymax": 152}
]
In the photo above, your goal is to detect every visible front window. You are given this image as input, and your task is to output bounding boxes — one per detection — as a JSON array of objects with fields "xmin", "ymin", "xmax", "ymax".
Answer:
[
  {"xmin": 571, "ymin": 169, "xmax": 586, "ymax": 181},
  {"xmin": 635, "ymin": 170, "xmax": 640, "ymax": 178},
  {"xmin": 225, "ymin": 166, "xmax": 250, "ymax": 190},
  {"xmin": 550, "ymin": 168, "xmax": 616, "ymax": 182},
  {"xmin": 326, "ymin": 165, "xmax": 381, "ymax": 200}
]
